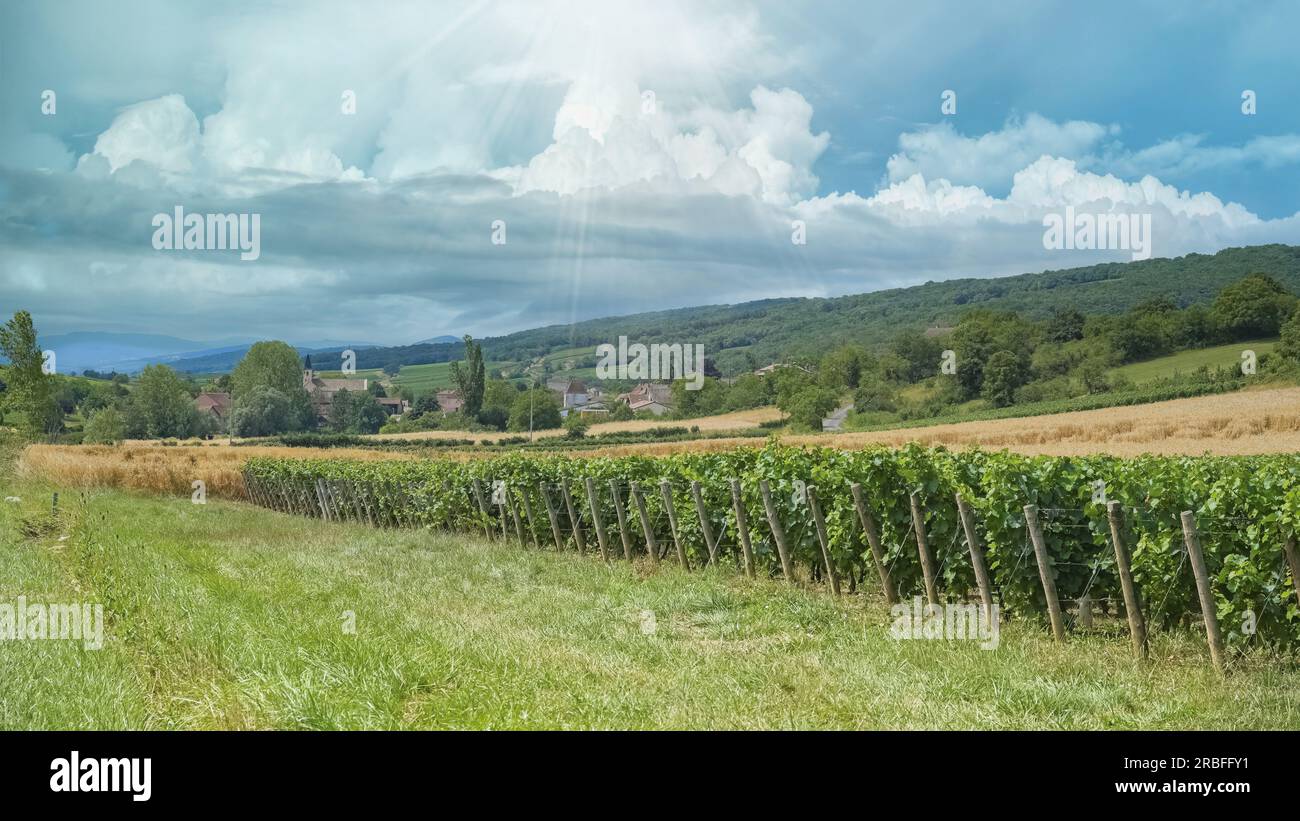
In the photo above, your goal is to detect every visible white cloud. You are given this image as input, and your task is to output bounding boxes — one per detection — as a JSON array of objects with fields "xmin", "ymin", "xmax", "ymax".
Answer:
[
  {"xmin": 81, "ymin": 94, "xmax": 200, "ymax": 174},
  {"xmin": 1106, "ymin": 133, "xmax": 1300, "ymax": 179},
  {"xmin": 517, "ymin": 85, "xmax": 829, "ymax": 204},
  {"xmin": 886, "ymin": 114, "xmax": 1117, "ymax": 190},
  {"xmin": 811, "ymin": 156, "xmax": 1260, "ymax": 230},
  {"xmin": 888, "ymin": 113, "xmax": 1300, "ymax": 192}
]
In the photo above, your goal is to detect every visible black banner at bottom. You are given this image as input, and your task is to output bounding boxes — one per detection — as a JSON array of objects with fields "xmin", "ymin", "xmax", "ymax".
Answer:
[{"xmin": 1, "ymin": 730, "xmax": 1287, "ymax": 808}]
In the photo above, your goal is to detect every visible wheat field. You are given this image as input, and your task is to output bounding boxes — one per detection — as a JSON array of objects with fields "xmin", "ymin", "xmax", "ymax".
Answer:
[
  {"xmin": 582, "ymin": 386, "xmax": 1300, "ymax": 458},
  {"xmin": 18, "ymin": 443, "xmax": 417, "ymax": 499},
  {"xmin": 20, "ymin": 387, "xmax": 1300, "ymax": 497},
  {"xmin": 371, "ymin": 406, "xmax": 783, "ymax": 441}
]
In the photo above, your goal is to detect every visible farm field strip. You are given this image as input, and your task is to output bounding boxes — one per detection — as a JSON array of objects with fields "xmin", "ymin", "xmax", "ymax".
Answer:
[{"xmin": 584, "ymin": 387, "xmax": 1300, "ymax": 458}]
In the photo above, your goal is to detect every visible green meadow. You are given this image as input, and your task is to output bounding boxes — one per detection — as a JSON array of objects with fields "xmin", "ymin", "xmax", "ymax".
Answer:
[{"xmin": 1109, "ymin": 339, "xmax": 1278, "ymax": 384}]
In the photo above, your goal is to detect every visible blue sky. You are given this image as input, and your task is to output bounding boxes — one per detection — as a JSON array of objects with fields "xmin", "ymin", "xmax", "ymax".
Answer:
[{"xmin": 2, "ymin": 0, "xmax": 1299, "ymax": 345}]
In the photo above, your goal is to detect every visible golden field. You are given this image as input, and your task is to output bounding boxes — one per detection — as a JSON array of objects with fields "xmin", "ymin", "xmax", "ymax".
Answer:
[
  {"xmin": 363, "ymin": 405, "xmax": 783, "ymax": 442},
  {"xmin": 18, "ymin": 443, "xmax": 417, "ymax": 500},
  {"xmin": 581, "ymin": 386, "xmax": 1300, "ymax": 458},
  {"xmin": 115, "ymin": 406, "xmax": 782, "ymax": 447},
  {"xmin": 18, "ymin": 387, "xmax": 1300, "ymax": 499}
]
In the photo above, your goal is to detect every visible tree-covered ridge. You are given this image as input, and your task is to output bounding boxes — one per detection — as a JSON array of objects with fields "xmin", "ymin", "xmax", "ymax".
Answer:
[{"xmin": 307, "ymin": 245, "xmax": 1300, "ymax": 375}]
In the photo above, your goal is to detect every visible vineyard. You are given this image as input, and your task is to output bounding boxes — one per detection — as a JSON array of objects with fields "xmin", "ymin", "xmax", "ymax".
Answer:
[{"xmin": 242, "ymin": 443, "xmax": 1300, "ymax": 661}]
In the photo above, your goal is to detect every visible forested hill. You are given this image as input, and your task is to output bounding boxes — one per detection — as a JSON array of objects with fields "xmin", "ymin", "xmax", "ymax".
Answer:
[{"xmin": 310, "ymin": 244, "xmax": 1300, "ymax": 375}]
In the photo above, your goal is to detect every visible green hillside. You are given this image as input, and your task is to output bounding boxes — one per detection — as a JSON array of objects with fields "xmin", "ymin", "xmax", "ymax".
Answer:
[
  {"xmin": 320, "ymin": 361, "xmax": 510, "ymax": 398},
  {"xmin": 296, "ymin": 245, "xmax": 1300, "ymax": 377},
  {"xmin": 1110, "ymin": 339, "xmax": 1278, "ymax": 384}
]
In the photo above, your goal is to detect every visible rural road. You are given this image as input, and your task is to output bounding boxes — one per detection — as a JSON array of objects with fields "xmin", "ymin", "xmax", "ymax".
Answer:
[{"xmin": 822, "ymin": 402, "xmax": 853, "ymax": 431}]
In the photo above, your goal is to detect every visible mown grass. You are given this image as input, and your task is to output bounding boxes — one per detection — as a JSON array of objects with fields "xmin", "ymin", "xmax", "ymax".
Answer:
[
  {"xmin": 3, "ymin": 456, "xmax": 1298, "ymax": 729},
  {"xmin": 1109, "ymin": 339, "xmax": 1278, "ymax": 384}
]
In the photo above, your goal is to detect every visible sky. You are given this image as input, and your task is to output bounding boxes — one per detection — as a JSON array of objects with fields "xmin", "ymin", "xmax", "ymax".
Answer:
[{"xmin": 2, "ymin": 0, "xmax": 1299, "ymax": 345}]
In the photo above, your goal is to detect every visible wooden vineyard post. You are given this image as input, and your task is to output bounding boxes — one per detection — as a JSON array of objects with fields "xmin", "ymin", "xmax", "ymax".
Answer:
[
  {"xmin": 471, "ymin": 479, "xmax": 494, "ymax": 541},
  {"xmin": 496, "ymin": 485, "xmax": 509, "ymax": 541},
  {"xmin": 609, "ymin": 481, "xmax": 635, "ymax": 561},
  {"xmin": 630, "ymin": 482, "xmax": 660, "ymax": 567},
  {"xmin": 345, "ymin": 482, "xmax": 359, "ymax": 523},
  {"xmin": 357, "ymin": 481, "xmax": 374, "ymax": 527},
  {"xmin": 691, "ymin": 481, "xmax": 719, "ymax": 565},
  {"xmin": 520, "ymin": 486, "xmax": 541, "ymax": 549},
  {"xmin": 730, "ymin": 480, "xmax": 756, "ymax": 579},
  {"xmin": 329, "ymin": 481, "xmax": 346, "ymax": 522},
  {"xmin": 584, "ymin": 478, "xmax": 612, "ymax": 563},
  {"xmin": 539, "ymin": 482, "xmax": 566, "ymax": 551},
  {"xmin": 559, "ymin": 480, "xmax": 587, "ymax": 553},
  {"xmin": 955, "ymin": 494, "xmax": 994, "ymax": 619},
  {"xmin": 330, "ymin": 481, "xmax": 347, "ymax": 522},
  {"xmin": 909, "ymin": 491, "xmax": 940, "ymax": 606},
  {"xmin": 332, "ymin": 480, "xmax": 348, "ymax": 519},
  {"xmin": 276, "ymin": 477, "xmax": 290, "ymax": 514},
  {"xmin": 506, "ymin": 486, "xmax": 527, "ymax": 547},
  {"xmin": 1283, "ymin": 533, "xmax": 1300, "ymax": 608},
  {"xmin": 850, "ymin": 483, "xmax": 896, "ymax": 604},
  {"xmin": 315, "ymin": 480, "xmax": 330, "ymax": 521},
  {"xmin": 758, "ymin": 480, "xmax": 795, "ymax": 582},
  {"xmin": 1181, "ymin": 511, "xmax": 1225, "ymax": 675},
  {"xmin": 805, "ymin": 486, "xmax": 841, "ymax": 596},
  {"xmin": 659, "ymin": 481, "xmax": 689, "ymax": 570},
  {"xmin": 371, "ymin": 482, "xmax": 385, "ymax": 527},
  {"xmin": 1107, "ymin": 501, "xmax": 1149, "ymax": 659},
  {"xmin": 1024, "ymin": 504, "xmax": 1066, "ymax": 643}
]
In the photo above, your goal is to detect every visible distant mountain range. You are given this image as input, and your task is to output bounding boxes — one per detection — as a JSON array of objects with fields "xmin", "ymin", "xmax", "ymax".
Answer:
[{"xmin": 31, "ymin": 332, "xmax": 388, "ymax": 375}]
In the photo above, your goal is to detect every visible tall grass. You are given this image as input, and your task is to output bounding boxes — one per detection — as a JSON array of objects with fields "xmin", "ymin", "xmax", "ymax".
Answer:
[{"xmin": 1, "ymin": 472, "xmax": 1298, "ymax": 729}]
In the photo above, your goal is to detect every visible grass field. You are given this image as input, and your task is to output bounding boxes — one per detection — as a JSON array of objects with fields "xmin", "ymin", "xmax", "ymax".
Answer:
[
  {"xmin": 317, "ymin": 363, "xmax": 445, "ymax": 396},
  {"xmin": 3, "ymin": 467, "xmax": 1297, "ymax": 729},
  {"xmin": 375, "ymin": 406, "xmax": 784, "ymax": 442},
  {"xmin": 1110, "ymin": 339, "xmax": 1278, "ymax": 384},
  {"xmin": 316, "ymin": 348, "xmax": 600, "ymax": 397},
  {"xmin": 317, "ymin": 361, "xmax": 507, "ymax": 397}
]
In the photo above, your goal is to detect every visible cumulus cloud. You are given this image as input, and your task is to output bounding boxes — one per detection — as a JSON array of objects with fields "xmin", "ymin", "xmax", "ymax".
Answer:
[
  {"xmin": 886, "ymin": 114, "xmax": 1117, "ymax": 190},
  {"xmin": 81, "ymin": 94, "xmax": 200, "ymax": 174},
  {"xmin": 516, "ymin": 84, "xmax": 828, "ymax": 204},
  {"xmin": 1105, "ymin": 133, "xmax": 1300, "ymax": 179},
  {"xmin": 887, "ymin": 113, "xmax": 1300, "ymax": 193},
  {"xmin": 809, "ymin": 155, "xmax": 1264, "ymax": 239}
]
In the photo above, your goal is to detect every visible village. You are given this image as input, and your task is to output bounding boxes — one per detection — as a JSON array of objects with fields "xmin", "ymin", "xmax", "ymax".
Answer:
[
  {"xmin": 189, "ymin": 358, "xmax": 799, "ymax": 434},
  {"xmin": 190, "ymin": 365, "xmax": 686, "ymax": 433}
]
